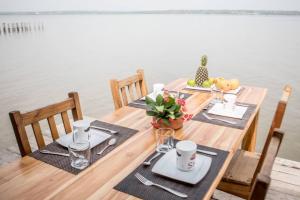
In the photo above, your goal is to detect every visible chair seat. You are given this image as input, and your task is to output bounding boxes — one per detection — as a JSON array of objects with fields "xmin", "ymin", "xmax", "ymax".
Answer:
[{"xmin": 222, "ymin": 149, "xmax": 260, "ymax": 186}]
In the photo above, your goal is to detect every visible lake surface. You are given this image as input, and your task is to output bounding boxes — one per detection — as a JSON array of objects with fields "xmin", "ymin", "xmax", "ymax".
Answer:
[{"xmin": 0, "ymin": 14, "xmax": 299, "ymax": 161}]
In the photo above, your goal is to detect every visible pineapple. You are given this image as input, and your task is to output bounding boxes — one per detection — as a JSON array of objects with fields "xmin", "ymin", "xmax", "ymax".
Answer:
[{"xmin": 195, "ymin": 55, "xmax": 209, "ymax": 86}]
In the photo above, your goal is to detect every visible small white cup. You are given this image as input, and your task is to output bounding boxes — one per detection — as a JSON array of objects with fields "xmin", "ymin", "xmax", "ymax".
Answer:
[
  {"xmin": 223, "ymin": 94, "xmax": 237, "ymax": 110},
  {"xmin": 176, "ymin": 140, "xmax": 197, "ymax": 171},
  {"xmin": 153, "ymin": 83, "xmax": 165, "ymax": 98}
]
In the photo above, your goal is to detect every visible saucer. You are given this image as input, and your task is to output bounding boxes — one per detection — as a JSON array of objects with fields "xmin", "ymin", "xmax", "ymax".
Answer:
[{"xmin": 151, "ymin": 149, "xmax": 212, "ymax": 184}]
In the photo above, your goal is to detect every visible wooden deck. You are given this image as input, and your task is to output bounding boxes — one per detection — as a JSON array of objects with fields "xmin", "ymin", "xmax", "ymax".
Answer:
[{"xmin": 1, "ymin": 116, "xmax": 299, "ymax": 200}]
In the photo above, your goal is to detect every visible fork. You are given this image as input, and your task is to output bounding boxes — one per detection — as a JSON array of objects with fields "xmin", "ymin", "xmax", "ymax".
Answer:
[
  {"xmin": 135, "ymin": 173, "xmax": 188, "ymax": 198},
  {"xmin": 202, "ymin": 113, "xmax": 237, "ymax": 125}
]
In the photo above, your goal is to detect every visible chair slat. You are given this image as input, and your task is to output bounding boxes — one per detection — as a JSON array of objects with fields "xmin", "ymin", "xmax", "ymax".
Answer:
[
  {"xmin": 135, "ymin": 81, "xmax": 142, "ymax": 98},
  {"xmin": 47, "ymin": 116, "xmax": 59, "ymax": 140},
  {"xmin": 61, "ymin": 111, "xmax": 72, "ymax": 134},
  {"xmin": 120, "ymin": 87, "xmax": 128, "ymax": 106},
  {"xmin": 31, "ymin": 122, "xmax": 46, "ymax": 149},
  {"xmin": 128, "ymin": 84, "xmax": 135, "ymax": 101}
]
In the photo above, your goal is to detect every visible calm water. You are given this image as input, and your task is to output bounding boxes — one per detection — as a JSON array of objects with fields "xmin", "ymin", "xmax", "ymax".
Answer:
[{"xmin": 0, "ymin": 14, "xmax": 299, "ymax": 161}]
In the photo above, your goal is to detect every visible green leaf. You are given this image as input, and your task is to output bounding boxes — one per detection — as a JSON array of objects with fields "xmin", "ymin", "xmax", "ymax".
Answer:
[
  {"xmin": 162, "ymin": 118, "xmax": 170, "ymax": 126},
  {"xmin": 145, "ymin": 96, "xmax": 155, "ymax": 105},
  {"xmin": 168, "ymin": 114, "xmax": 175, "ymax": 119},
  {"xmin": 174, "ymin": 105, "xmax": 181, "ymax": 112},
  {"xmin": 175, "ymin": 112, "xmax": 183, "ymax": 118},
  {"xmin": 156, "ymin": 94, "xmax": 163, "ymax": 105},
  {"xmin": 155, "ymin": 105, "xmax": 164, "ymax": 112},
  {"xmin": 146, "ymin": 111, "xmax": 157, "ymax": 116}
]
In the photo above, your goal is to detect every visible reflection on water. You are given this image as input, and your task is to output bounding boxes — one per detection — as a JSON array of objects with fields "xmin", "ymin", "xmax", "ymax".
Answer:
[
  {"xmin": 0, "ymin": 14, "xmax": 299, "ymax": 162},
  {"xmin": 0, "ymin": 21, "xmax": 44, "ymax": 35}
]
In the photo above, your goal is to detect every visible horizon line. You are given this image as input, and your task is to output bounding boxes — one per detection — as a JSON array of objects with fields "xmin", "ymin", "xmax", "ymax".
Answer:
[{"xmin": 1, "ymin": 9, "xmax": 300, "ymax": 16}]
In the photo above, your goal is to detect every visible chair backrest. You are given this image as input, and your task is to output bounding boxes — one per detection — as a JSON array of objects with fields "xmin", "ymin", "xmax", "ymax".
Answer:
[
  {"xmin": 110, "ymin": 69, "xmax": 148, "ymax": 110},
  {"xmin": 249, "ymin": 129, "xmax": 284, "ymax": 200},
  {"xmin": 253, "ymin": 85, "xmax": 291, "ymax": 181},
  {"xmin": 9, "ymin": 92, "xmax": 83, "ymax": 156}
]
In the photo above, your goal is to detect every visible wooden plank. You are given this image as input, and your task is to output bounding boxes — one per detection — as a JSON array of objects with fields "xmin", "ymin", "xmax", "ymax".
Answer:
[
  {"xmin": 68, "ymin": 92, "xmax": 83, "ymax": 121},
  {"xmin": 137, "ymin": 69, "xmax": 148, "ymax": 96},
  {"xmin": 9, "ymin": 111, "xmax": 32, "ymax": 156},
  {"xmin": 128, "ymin": 84, "xmax": 135, "ymax": 101},
  {"xmin": 21, "ymin": 98, "xmax": 75, "ymax": 126},
  {"xmin": 61, "ymin": 111, "xmax": 72, "ymax": 134},
  {"xmin": 135, "ymin": 81, "xmax": 142, "ymax": 98},
  {"xmin": 118, "ymin": 75, "xmax": 139, "ymax": 88},
  {"xmin": 110, "ymin": 79, "xmax": 123, "ymax": 110},
  {"xmin": 120, "ymin": 87, "xmax": 128, "ymax": 106},
  {"xmin": 31, "ymin": 122, "xmax": 46, "ymax": 149},
  {"xmin": 242, "ymin": 110, "xmax": 259, "ymax": 152},
  {"xmin": 47, "ymin": 116, "xmax": 59, "ymax": 140}
]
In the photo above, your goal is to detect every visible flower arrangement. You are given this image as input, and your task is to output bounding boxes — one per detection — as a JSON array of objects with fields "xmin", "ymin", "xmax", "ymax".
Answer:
[{"xmin": 145, "ymin": 91, "xmax": 193, "ymax": 129}]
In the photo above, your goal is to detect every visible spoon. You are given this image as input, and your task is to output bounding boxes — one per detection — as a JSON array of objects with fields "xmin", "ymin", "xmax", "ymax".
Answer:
[
  {"xmin": 143, "ymin": 152, "xmax": 161, "ymax": 166},
  {"xmin": 97, "ymin": 138, "xmax": 117, "ymax": 155}
]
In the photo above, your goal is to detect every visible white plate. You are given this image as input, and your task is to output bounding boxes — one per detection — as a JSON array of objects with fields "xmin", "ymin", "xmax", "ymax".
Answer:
[
  {"xmin": 208, "ymin": 103, "xmax": 248, "ymax": 119},
  {"xmin": 56, "ymin": 129, "xmax": 111, "ymax": 149},
  {"xmin": 186, "ymin": 85, "xmax": 242, "ymax": 95},
  {"xmin": 152, "ymin": 149, "xmax": 212, "ymax": 185}
]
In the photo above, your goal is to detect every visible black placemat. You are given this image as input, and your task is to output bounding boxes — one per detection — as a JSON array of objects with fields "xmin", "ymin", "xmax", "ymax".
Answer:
[
  {"xmin": 192, "ymin": 102, "xmax": 257, "ymax": 129},
  {"xmin": 128, "ymin": 92, "xmax": 192, "ymax": 109},
  {"xmin": 114, "ymin": 142, "xmax": 229, "ymax": 200},
  {"xmin": 29, "ymin": 120, "xmax": 139, "ymax": 174}
]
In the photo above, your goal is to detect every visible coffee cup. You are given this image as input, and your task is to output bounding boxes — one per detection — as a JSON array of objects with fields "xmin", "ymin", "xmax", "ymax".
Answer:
[{"xmin": 176, "ymin": 140, "xmax": 197, "ymax": 171}]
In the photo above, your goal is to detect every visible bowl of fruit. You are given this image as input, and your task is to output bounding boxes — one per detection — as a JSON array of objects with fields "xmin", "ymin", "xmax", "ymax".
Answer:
[{"xmin": 186, "ymin": 55, "xmax": 241, "ymax": 94}]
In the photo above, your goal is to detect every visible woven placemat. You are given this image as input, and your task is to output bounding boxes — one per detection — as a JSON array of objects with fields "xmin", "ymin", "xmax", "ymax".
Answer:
[
  {"xmin": 29, "ymin": 120, "xmax": 139, "ymax": 174},
  {"xmin": 192, "ymin": 102, "xmax": 257, "ymax": 129},
  {"xmin": 128, "ymin": 92, "xmax": 192, "ymax": 109},
  {"xmin": 114, "ymin": 141, "xmax": 229, "ymax": 200}
]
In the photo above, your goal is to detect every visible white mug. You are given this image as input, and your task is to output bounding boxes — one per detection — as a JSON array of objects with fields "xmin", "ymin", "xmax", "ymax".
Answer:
[
  {"xmin": 223, "ymin": 94, "xmax": 237, "ymax": 110},
  {"xmin": 153, "ymin": 83, "xmax": 165, "ymax": 98},
  {"xmin": 176, "ymin": 140, "xmax": 197, "ymax": 171}
]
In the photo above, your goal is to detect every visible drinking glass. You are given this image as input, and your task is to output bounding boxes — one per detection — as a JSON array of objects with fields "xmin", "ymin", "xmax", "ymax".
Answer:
[
  {"xmin": 73, "ymin": 120, "xmax": 90, "ymax": 143},
  {"xmin": 155, "ymin": 128, "xmax": 174, "ymax": 153},
  {"xmin": 68, "ymin": 141, "xmax": 91, "ymax": 170}
]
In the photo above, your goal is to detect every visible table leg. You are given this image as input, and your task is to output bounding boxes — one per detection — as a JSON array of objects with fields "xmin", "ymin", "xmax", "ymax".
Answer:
[{"xmin": 242, "ymin": 110, "xmax": 259, "ymax": 152}]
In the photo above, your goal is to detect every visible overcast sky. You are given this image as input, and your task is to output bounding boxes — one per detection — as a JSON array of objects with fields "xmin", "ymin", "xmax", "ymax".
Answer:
[{"xmin": 1, "ymin": 0, "xmax": 300, "ymax": 12}]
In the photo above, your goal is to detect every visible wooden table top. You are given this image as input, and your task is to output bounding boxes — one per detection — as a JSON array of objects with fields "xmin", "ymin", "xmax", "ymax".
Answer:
[{"xmin": 0, "ymin": 78, "xmax": 267, "ymax": 200}]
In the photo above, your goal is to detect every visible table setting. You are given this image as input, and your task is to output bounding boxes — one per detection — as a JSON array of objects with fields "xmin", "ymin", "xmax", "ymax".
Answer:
[
  {"xmin": 192, "ymin": 93, "xmax": 257, "ymax": 129},
  {"xmin": 29, "ymin": 120, "xmax": 138, "ymax": 174},
  {"xmin": 114, "ymin": 128, "xmax": 229, "ymax": 200}
]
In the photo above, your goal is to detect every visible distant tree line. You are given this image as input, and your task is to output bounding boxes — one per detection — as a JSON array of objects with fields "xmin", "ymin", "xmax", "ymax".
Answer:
[{"xmin": 0, "ymin": 22, "xmax": 44, "ymax": 35}]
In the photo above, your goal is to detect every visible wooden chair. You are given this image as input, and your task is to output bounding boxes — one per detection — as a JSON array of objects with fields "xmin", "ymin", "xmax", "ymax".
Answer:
[
  {"xmin": 217, "ymin": 85, "xmax": 292, "ymax": 199},
  {"xmin": 9, "ymin": 92, "xmax": 83, "ymax": 157},
  {"xmin": 110, "ymin": 69, "xmax": 148, "ymax": 110}
]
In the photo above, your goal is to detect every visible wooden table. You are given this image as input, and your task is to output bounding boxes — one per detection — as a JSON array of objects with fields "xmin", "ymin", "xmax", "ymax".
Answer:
[{"xmin": 0, "ymin": 79, "xmax": 267, "ymax": 200}]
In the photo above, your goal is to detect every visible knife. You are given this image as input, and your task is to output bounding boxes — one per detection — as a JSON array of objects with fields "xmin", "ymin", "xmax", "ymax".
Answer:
[{"xmin": 197, "ymin": 149, "xmax": 218, "ymax": 156}]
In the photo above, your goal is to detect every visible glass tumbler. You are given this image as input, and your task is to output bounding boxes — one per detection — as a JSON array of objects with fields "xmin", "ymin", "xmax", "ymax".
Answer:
[
  {"xmin": 68, "ymin": 141, "xmax": 91, "ymax": 170},
  {"xmin": 155, "ymin": 128, "xmax": 174, "ymax": 153}
]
